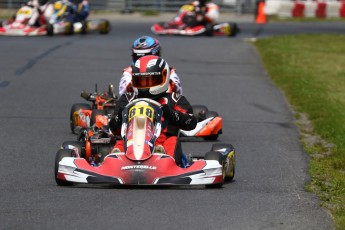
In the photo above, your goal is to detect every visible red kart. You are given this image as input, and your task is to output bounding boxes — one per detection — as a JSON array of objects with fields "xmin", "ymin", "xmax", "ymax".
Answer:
[
  {"xmin": 151, "ymin": 4, "xmax": 239, "ymax": 37},
  {"xmin": 55, "ymin": 98, "xmax": 235, "ymax": 187},
  {"xmin": 0, "ymin": 5, "xmax": 47, "ymax": 36},
  {"xmin": 70, "ymin": 84, "xmax": 117, "ymax": 134}
]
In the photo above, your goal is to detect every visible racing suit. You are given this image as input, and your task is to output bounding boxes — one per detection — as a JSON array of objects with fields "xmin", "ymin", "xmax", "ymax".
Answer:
[
  {"xmin": 64, "ymin": 0, "xmax": 89, "ymax": 23},
  {"xmin": 191, "ymin": 1, "xmax": 219, "ymax": 25},
  {"xmin": 109, "ymin": 92, "xmax": 197, "ymax": 166},
  {"xmin": 27, "ymin": 0, "xmax": 54, "ymax": 27},
  {"xmin": 118, "ymin": 66, "xmax": 183, "ymax": 96}
]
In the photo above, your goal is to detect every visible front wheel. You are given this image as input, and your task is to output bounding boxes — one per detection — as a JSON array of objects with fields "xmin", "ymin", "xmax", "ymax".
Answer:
[
  {"xmin": 211, "ymin": 143, "xmax": 235, "ymax": 181},
  {"xmin": 61, "ymin": 141, "xmax": 85, "ymax": 158},
  {"xmin": 55, "ymin": 149, "xmax": 74, "ymax": 186}
]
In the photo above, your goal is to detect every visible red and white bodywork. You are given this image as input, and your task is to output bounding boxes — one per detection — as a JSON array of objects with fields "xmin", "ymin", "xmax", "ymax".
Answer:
[
  {"xmin": 57, "ymin": 98, "xmax": 224, "ymax": 186},
  {"xmin": 151, "ymin": 4, "xmax": 238, "ymax": 37},
  {"xmin": 0, "ymin": 5, "xmax": 47, "ymax": 36}
]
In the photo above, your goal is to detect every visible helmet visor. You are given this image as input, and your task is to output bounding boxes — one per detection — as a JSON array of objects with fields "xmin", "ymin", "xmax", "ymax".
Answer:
[{"xmin": 132, "ymin": 73, "xmax": 164, "ymax": 88}]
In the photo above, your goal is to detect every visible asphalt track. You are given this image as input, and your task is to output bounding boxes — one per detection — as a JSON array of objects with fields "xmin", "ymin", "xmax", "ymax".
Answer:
[{"xmin": 1, "ymin": 17, "xmax": 343, "ymax": 230}]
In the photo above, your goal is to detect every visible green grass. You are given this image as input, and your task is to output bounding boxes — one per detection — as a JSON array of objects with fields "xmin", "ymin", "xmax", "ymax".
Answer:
[{"xmin": 254, "ymin": 34, "xmax": 345, "ymax": 230}]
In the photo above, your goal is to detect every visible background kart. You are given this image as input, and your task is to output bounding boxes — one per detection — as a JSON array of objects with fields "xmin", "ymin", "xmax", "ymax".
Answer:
[
  {"xmin": 0, "ymin": 5, "xmax": 46, "ymax": 36},
  {"xmin": 56, "ymin": 98, "xmax": 235, "ymax": 187},
  {"xmin": 151, "ymin": 4, "xmax": 239, "ymax": 37},
  {"xmin": 70, "ymin": 84, "xmax": 222, "ymax": 140},
  {"xmin": 70, "ymin": 84, "xmax": 117, "ymax": 134},
  {"xmin": 0, "ymin": 2, "xmax": 111, "ymax": 36},
  {"xmin": 47, "ymin": 1, "xmax": 111, "ymax": 35}
]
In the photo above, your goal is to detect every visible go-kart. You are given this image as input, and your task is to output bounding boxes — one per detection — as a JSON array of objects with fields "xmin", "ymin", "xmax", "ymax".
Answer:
[
  {"xmin": 181, "ymin": 105, "xmax": 222, "ymax": 141},
  {"xmin": 46, "ymin": 1, "xmax": 111, "ymax": 35},
  {"xmin": 0, "ymin": 5, "xmax": 47, "ymax": 36},
  {"xmin": 55, "ymin": 98, "xmax": 235, "ymax": 187},
  {"xmin": 70, "ymin": 84, "xmax": 117, "ymax": 134},
  {"xmin": 60, "ymin": 119, "xmax": 116, "ymax": 168},
  {"xmin": 70, "ymin": 84, "xmax": 222, "ymax": 140},
  {"xmin": 151, "ymin": 4, "xmax": 239, "ymax": 37}
]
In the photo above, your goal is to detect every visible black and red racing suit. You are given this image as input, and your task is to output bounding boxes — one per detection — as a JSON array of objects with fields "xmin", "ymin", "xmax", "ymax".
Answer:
[{"xmin": 109, "ymin": 92, "xmax": 197, "ymax": 166}]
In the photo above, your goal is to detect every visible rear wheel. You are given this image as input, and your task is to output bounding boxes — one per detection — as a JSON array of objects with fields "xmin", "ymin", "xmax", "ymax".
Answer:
[
  {"xmin": 228, "ymin": 22, "xmax": 239, "ymax": 37},
  {"xmin": 55, "ymin": 149, "xmax": 74, "ymax": 186},
  {"xmin": 70, "ymin": 103, "xmax": 92, "ymax": 134},
  {"xmin": 205, "ymin": 151, "xmax": 224, "ymax": 188},
  {"xmin": 99, "ymin": 20, "xmax": 111, "ymax": 34},
  {"xmin": 204, "ymin": 111, "xmax": 220, "ymax": 141}
]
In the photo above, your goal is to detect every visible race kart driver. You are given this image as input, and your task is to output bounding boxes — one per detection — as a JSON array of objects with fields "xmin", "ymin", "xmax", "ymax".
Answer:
[
  {"xmin": 26, "ymin": 0, "xmax": 54, "ymax": 28},
  {"xmin": 184, "ymin": 0, "xmax": 219, "ymax": 27},
  {"xmin": 110, "ymin": 55, "xmax": 197, "ymax": 167},
  {"xmin": 119, "ymin": 36, "xmax": 183, "ymax": 96},
  {"xmin": 63, "ymin": 0, "xmax": 89, "ymax": 23}
]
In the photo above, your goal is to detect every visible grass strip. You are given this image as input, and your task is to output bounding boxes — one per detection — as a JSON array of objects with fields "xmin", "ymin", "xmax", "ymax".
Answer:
[{"xmin": 254, "ymin": 34, "xmax": 345, "ymax": 230}]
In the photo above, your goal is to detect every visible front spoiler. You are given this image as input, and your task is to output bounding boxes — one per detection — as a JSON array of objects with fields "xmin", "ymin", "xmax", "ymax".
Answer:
[
  {"xmin": 0, "ymin": 27, "xmax": 47, "ymax": 36},
  {"xmin": 57, "ymin": 153, "xmax": 223, "ymax": 186},
  {"xmin": 151, "ymin": 24, "xmax": 206, "ymax": 36}
]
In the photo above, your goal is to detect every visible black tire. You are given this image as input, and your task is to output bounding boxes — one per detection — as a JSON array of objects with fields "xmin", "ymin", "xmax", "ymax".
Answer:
[
  {"xmin": 228, "ymin": 22, "xmax": 239, "ymax": 37},
  {"xmin": 81, "ymin": 20, "xmax": 87, "ymax": 34},
  {"xmin": 55, "ymin": 149, "xmax": 74, "ymax": 186},
  {"xmin": 70, "ymin": 103, "xmax": 92, "ymax": 134},
  {"xmin": 204, "ymin": 151, "xmax": 224, "ymax": 188},
  {"xmin": 192, "ymin": 105, "xmax": 208, "ymax": 121},
  {"xmin": 99, "ymin": 20, "xmax": 111, "ymax": 34},
  {"xmin": 64, "ymin": 22, "xmax": 74, "ymax": 35},
  {"xmin": 205, "ymin": 23, "xmax": 214, "ymax": 36},
  {"xmin": 61, "ymin": 141, "xmax": 85, "ymax": 158},
  {"xmin": 90, "ymin": 109, "xmax": 106, "ymax": 127},
  {"xmin": 211, "ymin": 143, "xmax": 235, "ymax": 181},
  {"xmin": 204, "ymin": 111, "xmax": 220, "ymax": 141},
  {"xmin": 46, "ymin": 23, "xmax": 54, "ymax": 36}
]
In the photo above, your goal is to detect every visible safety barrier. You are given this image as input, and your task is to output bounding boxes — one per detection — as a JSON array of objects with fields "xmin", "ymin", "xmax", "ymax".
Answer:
[
  {"xmin": 265, "ymin": 0, "xmax": 345, "ymax": 18},
  {"xmin": 0, "ymin": 0, "xmax": 253, "ymax": 13}
]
